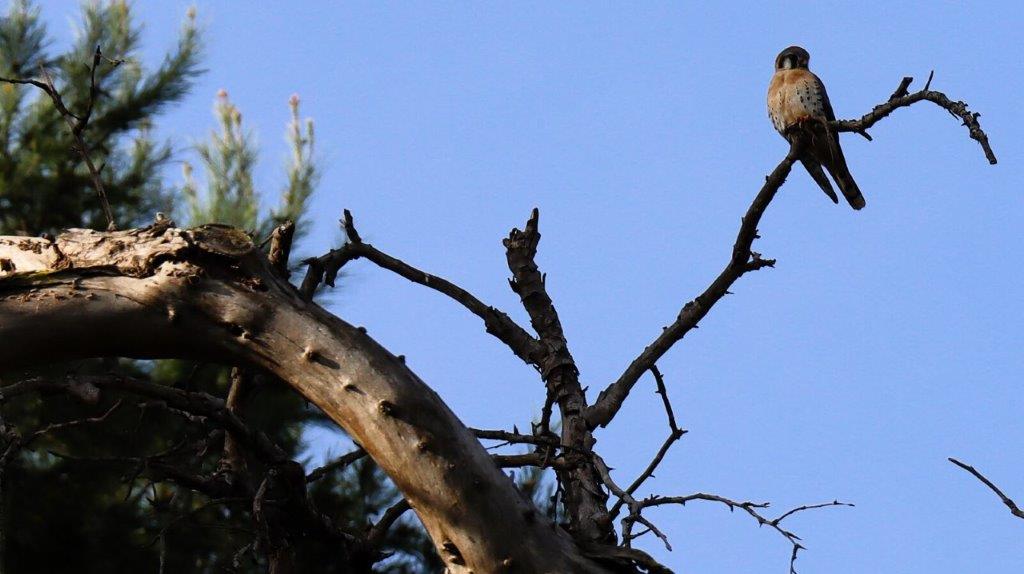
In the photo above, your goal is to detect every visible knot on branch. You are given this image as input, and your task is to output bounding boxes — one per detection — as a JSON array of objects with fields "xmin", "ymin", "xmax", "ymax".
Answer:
[{"xmin": 502, "ymin": 207, "xmax": 541, "ymax": 258}]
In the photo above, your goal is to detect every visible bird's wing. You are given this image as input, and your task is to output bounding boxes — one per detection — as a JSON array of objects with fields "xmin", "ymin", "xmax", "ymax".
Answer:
[{"xmin": 811, "ymin": 72, "xmax": 837, "ymax": 122}]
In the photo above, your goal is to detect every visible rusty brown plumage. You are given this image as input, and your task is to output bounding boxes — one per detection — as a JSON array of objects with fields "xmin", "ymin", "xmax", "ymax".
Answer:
[{"xmin": 767, "ymin": 46, "xmax": 865, "ymax": 210}]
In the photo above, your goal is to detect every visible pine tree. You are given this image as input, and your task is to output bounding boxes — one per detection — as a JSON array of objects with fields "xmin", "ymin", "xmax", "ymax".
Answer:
[
  {"xmin": 0, "ymin": 0, "xmax": 200, "ymax": 234},
  {"xmin": 0, "ymin": 3, "xmax": 553, "ymax": 572}
]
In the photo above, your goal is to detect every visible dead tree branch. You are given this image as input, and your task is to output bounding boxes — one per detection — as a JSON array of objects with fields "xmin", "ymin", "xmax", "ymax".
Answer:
[
  {"xmin": 0, "ymin": 225, "xmax": 613, "ymax": 574},
  {"xmin": 949, "ymin": 457, "xmax": 1024, "ymax": 520},
  {"xmin": 586, "ymin": 141, "xmax": 801, "ymax": 429},
  {"xmin": 268, "ymin": 220, "xmax": 296, "ymax": 279},
  {"xmin": 631, "ymin": 493, "xmax": 851, "ymax": 573},
  {"xmin": 832, "ymin": 74, "xmax": 997, "ymax": 164},
  {"xmin": 300, "ymin": 210, "xmax": 544, "ymax": 366},
  {"xmin": 588, "ymin": 74, "xmax": 997, "ymax": 430},
  {"xmin": 503, "ymin": 208, "xmax": 615, "ymax": 545},
  {"xmin": 306, "ymin": 448, "xmax": 367, "ymax": 483}
]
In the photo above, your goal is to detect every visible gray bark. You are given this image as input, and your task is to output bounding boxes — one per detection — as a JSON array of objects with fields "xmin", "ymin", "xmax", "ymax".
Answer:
[{"xmin": 0, "ymin": 226, "xmax": 613, "ymax": 574}]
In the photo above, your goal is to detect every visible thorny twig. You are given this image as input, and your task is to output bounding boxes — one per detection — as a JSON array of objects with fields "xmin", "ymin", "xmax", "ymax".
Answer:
[
  {"xmin": 609, "ymin": 366, "xmax": 687, "ymax": 519},
  {"xmin": 627, "ymin": 493, "xmax": 851, "ymax": 573}
]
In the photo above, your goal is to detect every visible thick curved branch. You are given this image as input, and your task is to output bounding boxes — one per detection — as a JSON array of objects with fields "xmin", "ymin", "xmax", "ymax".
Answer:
[{"xmin": 0, "ymin": 225, "xmax": 612, "ymax": 574}]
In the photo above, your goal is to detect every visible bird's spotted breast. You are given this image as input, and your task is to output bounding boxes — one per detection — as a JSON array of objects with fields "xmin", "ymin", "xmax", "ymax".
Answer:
[{"xmin": 767, "ymin": 69, "xmax": 827, "ymax": 135}]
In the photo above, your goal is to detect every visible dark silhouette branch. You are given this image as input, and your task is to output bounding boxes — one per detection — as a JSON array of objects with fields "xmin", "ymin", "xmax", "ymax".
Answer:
[
  {"xmin": 367, "ymin": 499, "xmax": 412, "ymax": 546},
  {"xmin": 589, "ymin": 75, "xmax": 998, "ymax": 430},
  {"xmin": 586, "ymin": 141, "xmax": 801, "ymax": 429},
  {"xmin": 503, "ymin": 208, "xmax": 614, "ymax": 545},
  {"xmin": 832, "ymin": 74, "xmax": 997, "ymax": 164},
  {"xmin": 300, "ymin": 210, "xmax": 543, "ymax": 366},
  {"xmin": 949, "ymin": 457, "xmax": 1024, "ymax": 520},
  {"xmin": 609, "ymin": 366, "xmax": 687, "ymax": 520},
  {"xmin": 627, "ymin": 493, "xmax": 851, "ymax": 574},
  {"xmin": 472, "ymin": 428, "xmax": 560, "ymax": 448},
  {"xmin": 306, "ymin": 448, "xmax": 368, "ymax": 483},
  {"xmin": 3, "ymin": 374, "xmax": 288, "ymax": 464}
]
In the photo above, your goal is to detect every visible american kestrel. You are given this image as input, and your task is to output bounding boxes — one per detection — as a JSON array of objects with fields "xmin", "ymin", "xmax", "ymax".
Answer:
[{"xmin": 767, "ymin": 46, "xmax": 865, "ymax": 210}]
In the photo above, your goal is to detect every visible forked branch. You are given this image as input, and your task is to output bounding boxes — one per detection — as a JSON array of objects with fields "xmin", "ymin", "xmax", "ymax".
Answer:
[
  {"xmin": 587, "ymin": 74, "xmax": 997, "ymax": 429},
  {"xmin": 833, "ymin": 74, "xmax": 997, "ymax": 164},
  {"xmin": 0, "ymin": 46, "xmax": 120, "ymax": 230},
  {"xmin": 300, "ymin": 210, "xmax": 544, "ymax": 366}
]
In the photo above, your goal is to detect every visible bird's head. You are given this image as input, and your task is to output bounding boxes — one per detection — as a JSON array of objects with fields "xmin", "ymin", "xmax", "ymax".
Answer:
[{"xmin": 775, "ymin": 46, "xmax": 810, "ymax": 71}]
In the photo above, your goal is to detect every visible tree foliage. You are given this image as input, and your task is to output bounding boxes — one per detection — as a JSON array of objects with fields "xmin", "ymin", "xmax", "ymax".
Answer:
[
  {"xmin": 0, "ymin": 2, "xmax": 443, "ymax": 572},
  {"xmin": 0, "ymin": 0, "xmax": 201, "ymax": 234}
]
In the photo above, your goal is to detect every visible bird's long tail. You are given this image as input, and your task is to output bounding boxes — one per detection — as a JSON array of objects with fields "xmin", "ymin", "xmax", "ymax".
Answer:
[
  {"xmin": 818, "ymin": 130, "xmax": 866, "ymax": 210},
  {"xmin": 800, "ymin": 156, "xmax": 839, "ymax": 204}
]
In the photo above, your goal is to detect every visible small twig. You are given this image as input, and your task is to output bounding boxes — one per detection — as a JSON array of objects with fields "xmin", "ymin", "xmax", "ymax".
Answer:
[
  {"xmin": 75, "ymin": 45, "xmax": 103, "ymax": 138},
  {"xmin": 593, "ymin": 453, "xmax": 672, "ymax": 551},
  {"xmin": 609, "ymin": 366, "xmax": 687, "ymax": 519},
  {"xmin": 949, "ymin": 457, "xmax": 1024, "ymax": 520},
  {"xmin": 300, "ymin": 210, "xmax": 543, "ymax": 365},
  {"xmin": 888, "ymin": 76, "xmax": 914, "ymax": 101},
  {"xmin": 305, "ymin": 447, "xmax": 367, "ymax": 483},
  {"xmin": 472, "ymin": 428, "xmax": 559, "ymax": 447},
  {"xmin": 22, "ymin": 399, "xmax": 123, "ymax": 448},
  {"xmin": 492, "ymin": 453, "xmax": 573, "ymax": 470},
  {"xmin": 0, "ymin": 51, "xmax": 118, "ymax": 230},
  {"xmin": 635, "ymin": 493, "xmax": 851, "ymax": 573},
  {"xmin": 367, "ymin": 499, "xmax": 411, "ymax": 545},
  {"xmin": 772, "ymin": 500, "xmax": 854, "ymax": 526}
]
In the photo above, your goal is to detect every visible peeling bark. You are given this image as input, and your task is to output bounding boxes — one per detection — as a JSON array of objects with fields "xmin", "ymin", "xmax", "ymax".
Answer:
[{"xmin": 0, "ymin": 225, "xmax": 614, "ymax": 574}]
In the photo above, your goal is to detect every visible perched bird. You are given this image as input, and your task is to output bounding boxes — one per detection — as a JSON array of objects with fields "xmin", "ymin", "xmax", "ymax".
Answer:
[{"xmin": 767, "ymin": 46, "xmax": 865, "ymax": 210}]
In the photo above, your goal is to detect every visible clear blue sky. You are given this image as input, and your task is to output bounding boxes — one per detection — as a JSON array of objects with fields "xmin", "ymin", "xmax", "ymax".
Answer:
[{"xmin": 46, "ymin": 1, "xmax": 1024, "ymax": 572}]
